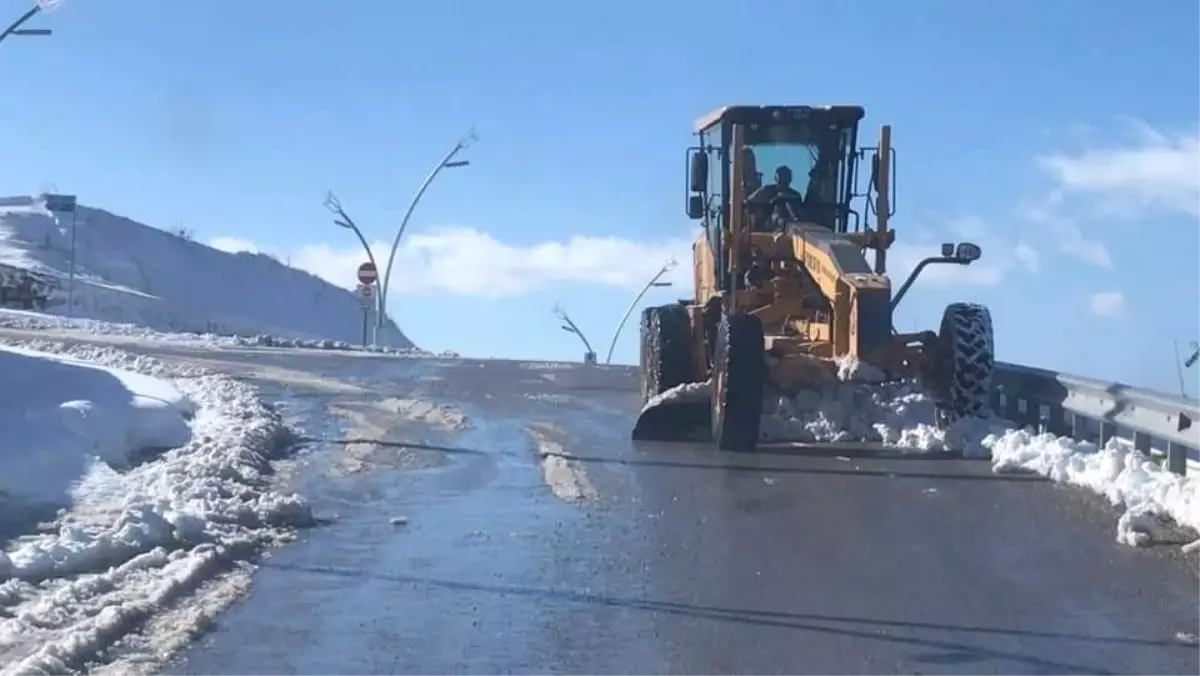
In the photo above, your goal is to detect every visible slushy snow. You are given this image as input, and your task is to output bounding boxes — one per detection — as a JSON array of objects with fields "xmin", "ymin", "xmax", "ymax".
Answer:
[
  {"xmin": 648, "ymin": 354, "xmax": 1200, "ymax": 551},
  {"xmin": 0, "ymin": 340, "xmax": 313, "ymax": 675}
]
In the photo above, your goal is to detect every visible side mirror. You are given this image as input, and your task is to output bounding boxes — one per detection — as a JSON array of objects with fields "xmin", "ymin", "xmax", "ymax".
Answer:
[
  {"xmin": 689, "ymin": 151, "xmax": 708, "ymax": 193},
  {"xmin": 869, "ymin": 154, "xmax": 881, "ymax": 192},
  {"xmin": 687, "ymin": 195, "xmax": 705, "ymax": 220},
  {"xmin": 955, "ymin": 242, "xmax": 982, "ymax": 262}
]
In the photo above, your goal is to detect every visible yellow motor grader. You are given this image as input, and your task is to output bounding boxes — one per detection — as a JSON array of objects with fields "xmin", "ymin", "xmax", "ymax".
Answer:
[{"xmin": 632, "ymin": 104, "xmax": 996, "ymax": 452}]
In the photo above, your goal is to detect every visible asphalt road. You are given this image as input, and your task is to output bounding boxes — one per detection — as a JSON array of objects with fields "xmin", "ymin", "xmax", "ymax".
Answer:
[{"xmin": 4, "ymin": 332, "xmax": 1196, "ymax": 675}]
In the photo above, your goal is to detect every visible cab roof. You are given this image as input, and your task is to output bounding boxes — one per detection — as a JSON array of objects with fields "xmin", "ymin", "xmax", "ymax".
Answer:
[{"xmin": 693, "ymin": 104, "xmax": 866, "ymax": 134}]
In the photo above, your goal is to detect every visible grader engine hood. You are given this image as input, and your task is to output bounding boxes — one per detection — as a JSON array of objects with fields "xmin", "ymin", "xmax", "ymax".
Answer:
[{"xmin": 749, "ymin": 223, "xmax": 894, "ymax": 362}]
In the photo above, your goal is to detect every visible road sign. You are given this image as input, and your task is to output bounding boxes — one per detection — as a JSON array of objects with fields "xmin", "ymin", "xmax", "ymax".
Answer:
[
  {"xmin": 43, "ymin": 193, "xmax": 76, "ymax": 213},
  {"xmin": 357, "ymin": 261, "xmax": 377, "ymax": 285},
  {"xmin": 355, "ymin": 283, "xmax": 373, "ymax": 346}
]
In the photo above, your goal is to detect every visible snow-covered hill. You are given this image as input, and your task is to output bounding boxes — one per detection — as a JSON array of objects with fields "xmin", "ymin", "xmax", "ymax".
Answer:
[{"xmin": 0, "ymin": 195, "xmax": 413, "ymax": 347}]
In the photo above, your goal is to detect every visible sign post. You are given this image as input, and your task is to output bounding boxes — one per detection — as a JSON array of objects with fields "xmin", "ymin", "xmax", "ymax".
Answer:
[
  {"xmin": 43, "ymin": 193, "xmax": 77, "ymax": 316},
  {"xmin": 356, "ymin": 282, "xmax": 374, "ymax": 347},
  {"xmin": 356, "ymin": 262, "xmax": 378, "ymax": 346}
]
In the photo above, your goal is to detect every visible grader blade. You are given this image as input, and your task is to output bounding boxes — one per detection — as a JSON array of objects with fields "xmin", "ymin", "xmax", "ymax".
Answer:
[{"xmin": 631, "ymin": 399, "xmax": 711, "ymax": 443}]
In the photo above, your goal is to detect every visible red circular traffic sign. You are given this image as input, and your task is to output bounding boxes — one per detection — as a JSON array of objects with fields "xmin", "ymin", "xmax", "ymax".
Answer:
[{"xmin": 357, "ymin": 262, "xmax": 378, "ymax": 284}]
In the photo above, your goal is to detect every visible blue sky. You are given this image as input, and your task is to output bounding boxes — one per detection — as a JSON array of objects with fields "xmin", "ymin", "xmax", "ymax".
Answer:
[{"xmin": 1, "ymin": 0, "xmax": 1197, "ymax": 392}]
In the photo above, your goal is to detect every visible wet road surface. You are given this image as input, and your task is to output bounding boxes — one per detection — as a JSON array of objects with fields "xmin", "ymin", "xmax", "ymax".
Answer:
[
  {"xmin": 148, "ymin": 349, "xmax": 1197, "ymax": 675},
  {"xmin": 2, "ymin": 331, "xmax": 1195, "ymax": 674}
]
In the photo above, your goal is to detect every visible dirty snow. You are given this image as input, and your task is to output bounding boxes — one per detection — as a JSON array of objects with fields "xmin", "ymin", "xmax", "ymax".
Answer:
[
  {"xmin": 376, "ymin": 398, "xmax": 470, "ymax": 431},
  {"xmin": 0, "ymin": 308, "xmax": 434, "ymax": 357},
  {"xmin": 0, "ymin": 341, "xmax": 313, "ymax": 675},
  {"xmin": 528, "ymin": 423, "xmax": 596, "ymax": 502}
]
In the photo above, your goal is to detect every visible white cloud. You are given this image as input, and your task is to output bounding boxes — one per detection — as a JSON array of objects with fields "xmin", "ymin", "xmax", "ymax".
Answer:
[
  {"xmin": 887, "ymin": 242, "xmax": 1006, "ymax": 287},
  {"xmin": 1037, "ymin": 119, "xmax": 1200, "ymax": 219},
  {"xmin": 215, "ymin": 226, "xmax": 697, "ymax": 297},
  {"xmin": 1088, "ymin": 290, "xmax": 1126, "ymax": 317},
  {"xmin": 1013, "ymin": 242, "xmax": 1039, "ymax": 273},
  {"xmin": 207, "ymin": 236, "xmax": 259, "ymax": 254},
  {"xmin": 885, "ymin": 215, "xmax": 1032, "ymax": 288},
  {"xmin": 242, "ymin": 218, "xmax": 1028, "ymax": 301},
  {"xmin": 1018, "ymin": 193, "xmax": 1112, "ymax": 267}
]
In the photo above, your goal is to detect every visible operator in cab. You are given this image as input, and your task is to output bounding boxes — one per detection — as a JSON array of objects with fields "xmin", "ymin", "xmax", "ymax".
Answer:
[{"xmin": 746, "ymin": 165, "xmax": 805, "ymax": 229}]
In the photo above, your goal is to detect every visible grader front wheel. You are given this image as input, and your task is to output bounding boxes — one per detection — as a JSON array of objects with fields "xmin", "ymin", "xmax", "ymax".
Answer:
[
  {"xmin": 928, "ymin": 302, "xmax": 995, "ymax": 428},
  {"xmin": 711, "ymin": 312, "xmax": 767, "ymax": 452}
]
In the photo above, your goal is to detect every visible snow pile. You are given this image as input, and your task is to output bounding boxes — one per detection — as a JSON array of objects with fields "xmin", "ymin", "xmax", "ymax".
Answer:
[
  {"xmin": 233, "ymin": 332, "xmax": 445, "ymax": 356},
  {"xmin": 639, "ymin": 378, "xmax": 711, "ymax": 414},
  {"xmin": 0, "ymin": 198, "xmax": 413, "ymax": 348},
  {"xmin": 761, "ymin": 379, "xmax": 1010, "ymax": 453},
  {"xmin": 986, "ymin": 429, "xmax": 1200, "ymax": 549},
  {"xmin": 0, "ymin": 341, "xmax": 313, "ymax": 674},
  {"xmin": 0, "ymin": 344, "xmax": 195, "ymax": 505},
  {"xmin": 761, "ymin": 354, "xmax": 1009, "ymax": 452}
]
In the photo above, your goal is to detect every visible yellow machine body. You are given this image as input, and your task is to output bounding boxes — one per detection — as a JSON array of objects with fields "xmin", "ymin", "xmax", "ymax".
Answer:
[{"xmin": 633, "ymin": 104, "xmax": 993, "ymax": 450}]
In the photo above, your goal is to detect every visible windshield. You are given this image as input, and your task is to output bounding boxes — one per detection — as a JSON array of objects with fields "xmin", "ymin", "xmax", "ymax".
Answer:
[
  {"xmin": 735, "ymin": 121, "xmax": 850, "ymax": 229},
  {"xmin": 746, "ymin": 141, "xmax": 820, "ymax": 196}
]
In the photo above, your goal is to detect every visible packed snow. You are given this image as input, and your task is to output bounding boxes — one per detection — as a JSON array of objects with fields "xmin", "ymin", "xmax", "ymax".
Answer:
[
  {"xmin": 639, "ymin": 378, "xmax": 711, "ymax": 414},
  {"xmin": 0, "ymin": 195, "xmax": 413, "ymax": 348},
  {"xmin": 647, "ymin": 355, "xmax": 1200, "ymax": 551},
  {"xmin": 0, "ymin": 307, "xmax": 439, "ymax": 356},
  {"xmin": 0, "ymin": 345, "xmax": 195, "ymax": 507},
  {"xmin": 0, "ymin": 340, "xmax": 313, "ymax": 674}
]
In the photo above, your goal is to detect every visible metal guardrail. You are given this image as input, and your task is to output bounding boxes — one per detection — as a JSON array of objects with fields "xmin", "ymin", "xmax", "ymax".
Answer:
[{"xmin": 991, "ymin": 361, "xmax": 1198, "ymax": 476}]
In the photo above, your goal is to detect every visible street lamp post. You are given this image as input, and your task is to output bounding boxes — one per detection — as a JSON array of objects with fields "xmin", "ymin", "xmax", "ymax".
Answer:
[
  {"xmin": 324, "ymin": 191, "xmax": 383, "ymax": 338},
  {"xmin": 554, "ymin": 304, "xmax": 597, "ymax": 365},
  {"xmin": 377, "ymin": 130, "xmax": 476, "ymax": 338},
  {"xmin": 604, "ymin": 259, "xmax": 677, "ymax": 365},
  {"xmin": 1, "ymin": 0, "xmax": 60, "ymax": 47}
]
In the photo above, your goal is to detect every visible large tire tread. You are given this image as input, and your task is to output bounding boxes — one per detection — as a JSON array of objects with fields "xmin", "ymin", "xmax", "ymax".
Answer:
[
  {"xmin": 932, "ymin": 302, "xmax": 995, "ymax": 427},
  {"xmin": 712, "ymin": 312, "xmax": 766, "ymax": 451},
  {"xmin": 639, "ymin": 304, "xmax": 693, "ymax": 404}
]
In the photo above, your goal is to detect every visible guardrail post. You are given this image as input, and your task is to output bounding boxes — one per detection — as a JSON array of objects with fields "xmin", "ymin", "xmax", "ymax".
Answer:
[
  {"xmin": 1024, "ymin": 401, "xmax": 1043, "ymax": 429},
  {"xmin": 1099, "ymin": 420, "xmax": 1117, "ymax": 449},
  {"xmin": 1044, "ymin": 405, "xmax": 1068, "ymax": 437},
  {"xmin": 1166, "ymin": 442, "xmax": 1187, "ymax": 476},
  {"xmin": 1070, "ymin": 414, "xmax": 1088, "ymax": 444}
]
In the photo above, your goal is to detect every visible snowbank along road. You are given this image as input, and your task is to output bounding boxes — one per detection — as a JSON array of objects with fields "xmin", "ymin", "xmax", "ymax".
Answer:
[{"xmin": 0, "ymin": 324, "xmax": 1196, "ymax": 675}]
